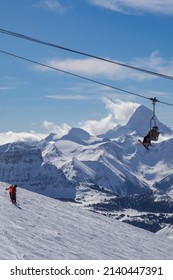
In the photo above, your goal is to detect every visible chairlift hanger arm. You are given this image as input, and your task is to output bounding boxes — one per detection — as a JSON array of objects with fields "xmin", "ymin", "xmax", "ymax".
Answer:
[
  {"xmin": 149, "ymin": 97, "xmax": 158, "ymax": 118},
  {"xmin": 150, "ymin": 97, "xmax": 158, "ymax": 104},
  {"xmin": 149, "ymin": 96, "xmax": 173, "ymax": 107},
  {"xmin": 149, "ymin": 98, "xmax": 159, "ymax": 140}
]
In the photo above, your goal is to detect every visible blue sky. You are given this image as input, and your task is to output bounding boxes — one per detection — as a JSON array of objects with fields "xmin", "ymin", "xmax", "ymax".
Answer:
[{"xmin": 1, "ymin": 0, "xmax": 173, "ymax": 138}]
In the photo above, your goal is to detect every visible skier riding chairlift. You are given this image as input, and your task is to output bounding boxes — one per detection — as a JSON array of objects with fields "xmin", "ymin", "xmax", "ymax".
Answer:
[
  {"xmin": 142, "ymin": 126, "xmax": 160, "ymax": 148},
  {"xmin": 141, "ymin": 97, "xmax": 160, "ymax": 149}
]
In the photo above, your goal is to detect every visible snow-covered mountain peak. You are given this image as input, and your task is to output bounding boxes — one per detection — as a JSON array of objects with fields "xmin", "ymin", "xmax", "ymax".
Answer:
[
  {"xmin": 126, "ymin": 105, "xmax": 152, "ymax": 132},
  {"xmin": 68, "ymin": 127, "xmax": 91, "ymax": 140},
  {"xmin": 100, "ymin": 105, "xmax": 173, "ymax": 138},
  {"xmin": 126, "ymin": 105, "xmax": 172, "ymax": 136},
  {"xmin": 44, "ymin": 132, "xmax": 59, "ymax": 142},
  {"xmin": 59, "ymin": 127, "xmax": 91, "ymax": 145},
  {"xmin": 128, "ymin": 105, "xmax": 151, "ymax": 122}
]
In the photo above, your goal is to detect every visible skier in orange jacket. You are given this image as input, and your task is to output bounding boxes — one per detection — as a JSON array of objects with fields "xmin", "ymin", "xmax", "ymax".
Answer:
[{"xmin": 6, "ymin": 185, "xmax": 17, "ymax": 204}]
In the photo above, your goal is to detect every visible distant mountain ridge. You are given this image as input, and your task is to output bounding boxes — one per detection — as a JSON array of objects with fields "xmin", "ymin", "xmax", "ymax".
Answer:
[
  {"xmin": 39, "ymin": 105, "xmax": 173, "ymax": 197},
  {"xmin": 0, "ymin": 105, "xmax": 173, "ymax": 201}
]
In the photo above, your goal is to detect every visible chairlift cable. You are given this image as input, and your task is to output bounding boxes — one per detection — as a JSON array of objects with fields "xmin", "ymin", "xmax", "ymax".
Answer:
[
  {"xmin": 1, "ymin": 49, "xmax": 173, "ymax": 108},
  {"xmin": 1, "ymin": 28, "xmax": 173, "ymax": 81},
  {"xmin": 0, "ymin": 49, "xmax": 150, "ymax": 100}
]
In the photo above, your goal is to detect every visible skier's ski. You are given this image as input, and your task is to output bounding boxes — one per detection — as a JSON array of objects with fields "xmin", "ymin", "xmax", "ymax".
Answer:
[
  {"xmin": 138, "ymin": 139, "xmax": 149, "ymax": 150},
  {"xmin": 13, "ymin": 202, "xmax": 22, "ymax": 209}
]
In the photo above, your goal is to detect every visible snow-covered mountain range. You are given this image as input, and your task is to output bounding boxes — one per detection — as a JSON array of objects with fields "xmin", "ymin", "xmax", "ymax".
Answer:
[
  {"xmin": 38, "ymin": 105, "xmax": 173, "ymax": 198},
  {"xmin": 0, "ymin": 104, "xmax": 173, "ymax": 239}
]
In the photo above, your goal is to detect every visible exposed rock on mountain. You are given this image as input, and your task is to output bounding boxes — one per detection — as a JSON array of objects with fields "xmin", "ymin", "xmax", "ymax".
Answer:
[{"xmin": 0, "ymin": 141, "xmax": 75, "ymax": 200}]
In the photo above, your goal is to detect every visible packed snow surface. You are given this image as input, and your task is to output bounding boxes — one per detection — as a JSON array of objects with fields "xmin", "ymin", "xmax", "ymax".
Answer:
[
  {"xmin": 156, "ymin": 225, "xmax": 173, "ymax": 240},
  {"xmin": 0, "ymin": 183, "xmax": 173, "ymax": 260}
]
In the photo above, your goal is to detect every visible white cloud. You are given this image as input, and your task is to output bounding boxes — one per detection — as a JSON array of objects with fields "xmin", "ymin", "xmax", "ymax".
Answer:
[
  {"xmin": 35, "ymin": 57, "xmax": 150, "ymax": 81},
  {"xmin": 89, "ymin": 0, "xmax": 173, "ymax": 15},
  {"xmin": 82, "ymin": 113, "xmax": 115, "ymax": 136},
  {"xmin": 133, "ymin": 51, "xmax": 173, "ymax": 77},
  {"xmin": 0, "ymin": 86, "xmax": 17, "ymax": 91},
  {"xmin": 35, "ymin": 52, "xmax": 173, "ymax": 82},
  {"xmin": 41, "ymin": 99, "xmax": 140, "ymax": 136},
  {"xmin": 103, "ymin": 98, "xmax": 139, "ymax": 124},
  {"xmin": 0, "ymin": 100, "xmax": 140, "ymax": 140},
  {"xmin": 0, "ymin": 131, "xmax": 46, "ymax": 145},
  {"xmin": 81, "ymin": 98, "xmax": 139, "ymax": 135},
  {"xmin": 42, "ymin": 121, "xmax": 71, "ymax": 137},
  {"xmin": 46, "ymin": 95, "xmax": 94, "ymax": 100},
  {"xmin": 34, "ymin": 0, "xmax": 67, "ymax": 13},
  {"xmin": 89, "ymin": 0, "xmax": 122, "ymax": 12},
  {"xmin": 42, "ymin": 121, "xmax": 55, "ymax": 130},
  {"xmin": 0, "ymin": 124, "xmax": 70, "ymax": 145}
]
